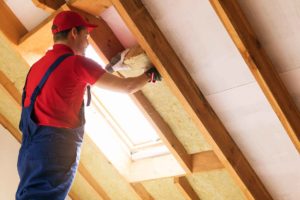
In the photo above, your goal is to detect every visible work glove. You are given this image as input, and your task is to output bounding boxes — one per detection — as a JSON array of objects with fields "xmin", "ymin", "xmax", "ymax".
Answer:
[
  {"xmin": 145, "ymin": 67, "xmax": 162, "ymax": 83},
  {"xmin": 105, "ymin": 49, "xmax": 130, "ymax": 72}
]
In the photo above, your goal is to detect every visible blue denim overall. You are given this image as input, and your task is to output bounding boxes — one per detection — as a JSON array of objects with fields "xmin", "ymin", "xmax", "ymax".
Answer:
[{"xmin": 16, "ymin": 54, "xmax": 85, "ymax": 200}]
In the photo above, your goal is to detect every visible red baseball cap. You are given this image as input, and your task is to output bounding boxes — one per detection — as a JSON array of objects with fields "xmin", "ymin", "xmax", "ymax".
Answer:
[{"xmin": 52, "ymin": 11, "xmax": 97, "ymax": 34}]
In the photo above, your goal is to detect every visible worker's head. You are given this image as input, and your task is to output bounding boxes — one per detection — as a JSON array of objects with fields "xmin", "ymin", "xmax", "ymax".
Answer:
[{"xmin": 51, "ymin": 11, "xmax": 97, "ymax": 55}]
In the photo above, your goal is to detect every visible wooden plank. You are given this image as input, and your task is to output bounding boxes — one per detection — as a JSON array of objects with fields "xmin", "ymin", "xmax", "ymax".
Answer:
[
  {"xmin": 0, "ymin": 112, "xmax": 22, "ymax": 143},
  {"xmin": 78, "ymin": 163, "xmax": 111, "ymax": 200},
  {"xmin": 110, "ymin": 1, "xmax": 273, "ymax": 199},
  {"xmin": 0, "ymin": 0, "xmax": 27, "ymax": 44},
  {"xmin": 32, "ymin": 0, "xmax": 110, "ymax": 16},
  {"xmin": 68, "ymin": 190, "xmax": 81, "ymax": 200},
  {"xmin": 32, "ymin": 0, "xmax": 65, "ymax": 12},
  {"xmin": 131, "ymin": 183, "xmax": 154, "ymax": 200},
  {"xmin": 174, "ymin": 176, "xmax": 200, "ymax": 200},
  {"xmin": 131, "ymin": 91, "xmax": 192, "ymax": 172},
  {"xmin": 0, "ymin": 70, "xmax": 22, "ymax": 105},
  {"xmin": 209, "ymin": 0, "xmax": 300, "ymax": 153},
  {"xmin": 69, "ymin": 0, "xmax": 111, "ymax": 16},
  {"xmin": 192, "ymin": 151, "xmax": 223, "ymax": 173}
]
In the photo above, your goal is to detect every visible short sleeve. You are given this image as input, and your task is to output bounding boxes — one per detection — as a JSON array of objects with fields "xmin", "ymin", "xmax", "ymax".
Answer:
[{"xmin": 73, "ymin": 55, "xmax": 106, "ymax": 85}]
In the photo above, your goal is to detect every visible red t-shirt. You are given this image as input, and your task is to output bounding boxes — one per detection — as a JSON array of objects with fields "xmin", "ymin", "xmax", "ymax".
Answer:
[{"xmin": 24, "ymin": 44, "xmax": 106, "ymax": 128}]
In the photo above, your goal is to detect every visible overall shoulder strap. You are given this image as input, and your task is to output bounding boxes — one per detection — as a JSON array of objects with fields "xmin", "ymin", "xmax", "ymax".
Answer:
[{"xmin": 29, "ymin": 54, "xmax": 72, "ymax": 108}]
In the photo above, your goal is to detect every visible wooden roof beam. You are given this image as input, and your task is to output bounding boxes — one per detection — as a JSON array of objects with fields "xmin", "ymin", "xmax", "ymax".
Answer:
[
  {"xmin": 174, "ymin": 176, "xmax": 200, "ymax": 200},
  {"xmin": 78, "ymin": 163, "xmax": 111, "ymax": 200},
  {"xmin": 110, "ymin": 0, "xmax": 273, "ymax": 199},
  {"xmin": 32, "ymin": 0, "xmax": 65, "ymax": 12},
  {"xmin": 0, "ymin": 71, "xmax": 22, "ymax": 105},
  {"xmin": 0, "ymin": 0, "xmax": 27, "ymax": 44},
  {"xmin": 0, "ymin": 113, "xmax": 22, "ymax": 143},
  {"xmin": 210, "ymin": 0, "xmax": 300, "ymax": 153},
  {"xmin": 131, "ymin": 183, "xmax": 154, "ymax": 200},
  {"xmin": 31, "ymin": 0, "xmax": 111, "ymax": 16}
]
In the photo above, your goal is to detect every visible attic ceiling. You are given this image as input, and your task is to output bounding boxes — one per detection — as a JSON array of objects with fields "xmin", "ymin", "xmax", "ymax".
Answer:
[{"xmin": 0, "ymin": 0, "xmax": 300, "ymax": 200}]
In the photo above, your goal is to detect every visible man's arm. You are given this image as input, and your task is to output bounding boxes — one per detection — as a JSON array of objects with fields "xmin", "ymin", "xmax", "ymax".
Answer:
[{"xmin": 94, "ymin": 72, "xmax": 150, "ymax": 94}]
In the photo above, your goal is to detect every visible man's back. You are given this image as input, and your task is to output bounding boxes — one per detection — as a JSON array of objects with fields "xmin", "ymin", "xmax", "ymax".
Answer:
[{"xmin": 24, "ymin": 44, "xmax": 105, "ymax": 128}]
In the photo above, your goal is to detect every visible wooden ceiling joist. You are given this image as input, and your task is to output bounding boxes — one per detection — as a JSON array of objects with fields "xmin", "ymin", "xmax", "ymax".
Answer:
[
  {"xmin": 32, "ymin": 0, "xmax": 65, "ymax": 12},
  {"xmin": 78, "ymin": 163, "xmax": 111, "ymax": 200},
  {"xmin": 0, "ymin": 113, "xmax": 22, "ymax": 143},
  {"xmin": 0, "ymin": 0, "xmax": 27, "ymax": 44},
  {"xmin": 68, "ymin": 190, "xmax": 81, "ymax": 200},
  {"xmin": 174, "ymin": 176, "xmax": 200, "ymax": 200},
  {"xmin": 110, "ymin": 0, "xmax": 273, "ymax": 199},
  {"xmin": 131, "ymin": 183, "xmax": 154, "ymax": 200},
  {"xmin": 192, "ymin": 151, "xmax": 223, "ymax": 173},
  {"xmin": 209, "ymin": 0, "xmax": 300, "ymax": 153},
  {"xmin": 31, "ymin": 0, "xmax": 111, "ymax": 16},
  {"xmin": 0, "ymin": 71, "xmax": 22, "ymax": 105},
  {"xmin": 68, "ymin": 0, "xmax": 111, "ymax": 16},
  {"xmin": 131, "ymin": 91, "xmax": 193, "ymax": 172}
]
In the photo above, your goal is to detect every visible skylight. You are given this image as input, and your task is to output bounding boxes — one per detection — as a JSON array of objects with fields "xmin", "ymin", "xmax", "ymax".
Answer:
[{"xmin": 85, "ymin": 45, "xmax": 169, "ymax": 161}]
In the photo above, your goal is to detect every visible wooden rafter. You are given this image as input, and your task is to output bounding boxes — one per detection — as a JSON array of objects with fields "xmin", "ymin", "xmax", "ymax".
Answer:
[
  {"xmin": 192, "ymin": 151, "xmax": 223, "ymax": 173},
  {"xmin": 209, "ymin": 0, "xmax": 300, "ymax": 153},
  {"xmin": 78, "ymin": 163, "xmax": 111, "ymax": 200},
  {"xmin": 131, "ymin": 183, "xmax": 154, "ymax": 200},
  {"xmin": 110, "ymin": 0, "xmax": 273, "ymax": 199},
  {"xmin": 131, "ymin": 91, "xmax": 193, "ymax": 172},
  {"xmin": 0, "ymin": 0, "xmax": 27, "ymax": 44},
  {"xmin": 174, "ymin": 176, "xmax": 200, "ymax": 200},
  {"xmin": 31, "ymin": 0, "xmax": 110, "ymax": 16},
  {"xmin": 68, "ymin": 0, "xmax": 111, "ymax": 16},
  {"xmin": 32, "ymin": 0, "xmax": 65, "ymax": 12},
  {"xmin": 68, "ymin": 190, "xmax": 81, "ymax": 200},
  {"xmin": 0, "ymin": 112, "xmax": 22, "ymax": 143},
  {"xmin": 0, "ymin": 71, "xmax": 22, "ymax": 105}
]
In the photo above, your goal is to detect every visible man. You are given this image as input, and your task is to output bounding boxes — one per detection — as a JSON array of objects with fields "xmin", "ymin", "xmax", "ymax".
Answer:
[{"xmin": 16, "ymin": 10, "xmax": 160, "ymax": 200}]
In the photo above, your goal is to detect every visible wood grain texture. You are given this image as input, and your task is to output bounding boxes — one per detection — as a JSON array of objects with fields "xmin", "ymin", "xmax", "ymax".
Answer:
[
  {"xmin": 192, "ymin": 151, "xmax": 223, "ymax": 173},
  {"xmin": 78, "ymin": 163, "xmax": 111, "ymax": 200},
  {"xmin": 0, "ymin": 0, "xmax": 27, "ymax": 44},
  {"xmin": 0, "ymin": 112, "xmax": 22, "ymax": 143},
  {"xmin": 110, "ymin": 0, "xmax": 273, "ymax": 199},
  {"xmin": 131, "ymin": 91, "xmax": 193, "ymax": 172},
  {"xmin": 209, "ymin": 0, "xmax": 300, "ymax": 153},
  {"xmin": 0, "ymin": 70, "xmax": 22, "ymax": 105},
  {"xmin": 32, "ymin": 0, "xmax": 65, "ymax": 12},
  {"xmin": 174, "ymin": 176, "xmax": 200, "ymax": 200},
  {"xmin": 131, "ymin": 183, "xmax": 154, "ymax": 200},
  {"xmin": 69, "ymin": 0, "xmax": 111, "ymax": 16}
]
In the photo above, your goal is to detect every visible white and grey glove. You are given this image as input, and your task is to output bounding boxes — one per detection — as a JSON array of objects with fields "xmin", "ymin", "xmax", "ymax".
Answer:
[{"xmin": 105, "ymin": 49, "xmax": 130, "ymax": 73}]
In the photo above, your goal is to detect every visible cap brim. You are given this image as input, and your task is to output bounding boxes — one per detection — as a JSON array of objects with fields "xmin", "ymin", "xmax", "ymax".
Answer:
[{"xmin": 87, "ymin": 24, "xmax": 97, "ymax": 33}]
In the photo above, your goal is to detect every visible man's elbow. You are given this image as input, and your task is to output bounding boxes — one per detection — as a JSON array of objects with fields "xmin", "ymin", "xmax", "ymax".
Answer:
[{"xmin": 125, "ymin": 84, "xmax": 139, "ymax": 94}]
